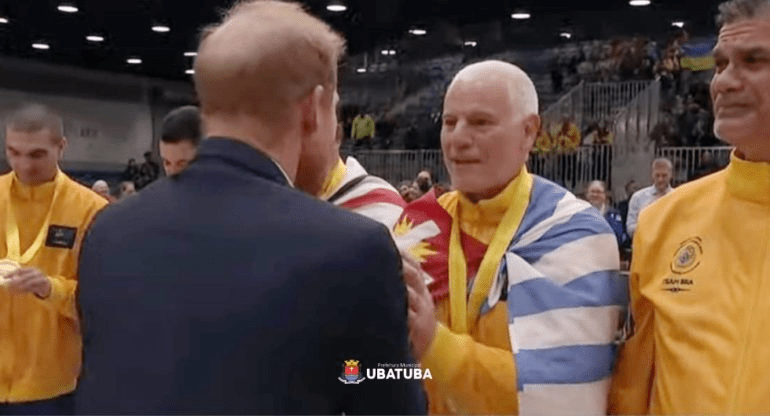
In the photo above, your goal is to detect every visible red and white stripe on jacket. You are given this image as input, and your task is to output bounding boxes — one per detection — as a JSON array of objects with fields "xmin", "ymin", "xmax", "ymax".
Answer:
[{"xmin": 326, "ymin": 157, "xmax": 406, "ymax": 230}]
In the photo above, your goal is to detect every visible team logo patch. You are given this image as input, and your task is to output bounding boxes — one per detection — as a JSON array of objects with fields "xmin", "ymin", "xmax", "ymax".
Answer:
[
  {"xmin": 670, "ymin": 237, "xmax": 703, "ymax": 275},
  {"xmin": 338, "ymin": 359, "xmax": 366, "ymax": 384}
]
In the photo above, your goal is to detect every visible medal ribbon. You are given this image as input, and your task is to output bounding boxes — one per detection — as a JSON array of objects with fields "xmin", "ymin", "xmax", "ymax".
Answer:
[
  {"xmin": 447, "ymin": 168, "xmax": 533, "ymax": 333},
  {"xmin": 5, "ymin": 171, "xmax": 65, "ymax": 265}
]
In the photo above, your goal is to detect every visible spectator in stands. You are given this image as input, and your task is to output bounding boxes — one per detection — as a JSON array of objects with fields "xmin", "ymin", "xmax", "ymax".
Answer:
[
  {"xmin": 626, "ymin": 157, "xmax": 673, "ymax": 237},
  {"xmin": 433, "ymin": 182, "xmax": 450, "ymax": 197},
  {"xmin": 350, "ymin": 112, "xmax": 375, "ymax": 149},
  {"xmin": 376, "ymin": 113, "xmax": 396, "ymax": 149},
  {"xmin": 617, "ymin": 179, "xmax": 638, "ymax": 232},
  {"xmin": 91, "ymin": 180, "xmax": 115, "ymax": 203},
  {"xmin": 119, "ymin": 181, "xmax": 136, "ymax": 200},
  {"xmin": 395, "ymin": 60, "xmax": 624, "ymax": 414},
  {"xmin": 121, "ymin": 158, "xmax": 140, "ymax": 185},
  {"xmin": 159, "ymin": 106, "xmax": 202, "ymax": 176},
  {"xmin": 136, "ymin": 151, "xmax": 160, "ymax": 189},
  {"xmin": 415, "ymin": 169, "xmax": 433, "ymax": 194},
  {"xmin": 398, "ymin": 180, "xmax": 412, "ymax": 201},
  {"xmin": 586, "ymin": 180, "xmax": 628, "ymax": 247}
]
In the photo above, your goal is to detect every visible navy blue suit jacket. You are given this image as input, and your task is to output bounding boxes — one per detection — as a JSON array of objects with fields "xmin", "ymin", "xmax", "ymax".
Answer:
[{"xmin": 75, "ymin": 138, "xmax": 426, "ymax": 414}]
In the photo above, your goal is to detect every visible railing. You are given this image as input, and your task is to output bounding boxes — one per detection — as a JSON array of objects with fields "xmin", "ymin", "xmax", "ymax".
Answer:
[
  {"xmin": 542, "ymin": 81, "xmax": 585, "ymax": 127},
  {"xmin": 584, "ymin": 81, "xmax": 650, "ymax": 125},
  {"xmin": 527, "ymin": 145, "xmax": 613, "ymax": 193},
  {"xmin": 344, "ymin": 149, "xmax": 449, "ymax": 185},
  {"xmin": 542, "ymin": 81, "xmax": 652, "ymax": 130},
  {"xmin": 656, "ymin": 146, "xmax": 733, "ymax": 186},
  {"xmin": 345, "ymin": 146, "xmax": 612, "ymax": 193},
  {"xmin": 607, "ymin": 80, "xmax": 661, "ymax": 199}
]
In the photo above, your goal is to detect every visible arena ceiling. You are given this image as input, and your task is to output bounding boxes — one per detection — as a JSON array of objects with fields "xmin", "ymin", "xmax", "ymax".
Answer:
[{"xmin": 0, "ymin": 0, "xmax": 723, "ymax": 81}]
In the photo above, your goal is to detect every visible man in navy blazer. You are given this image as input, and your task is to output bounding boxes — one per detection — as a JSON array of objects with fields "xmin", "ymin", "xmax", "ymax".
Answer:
[{"xmin": 74, "ymin": 1, "xmax": 426, "ymax": 414}]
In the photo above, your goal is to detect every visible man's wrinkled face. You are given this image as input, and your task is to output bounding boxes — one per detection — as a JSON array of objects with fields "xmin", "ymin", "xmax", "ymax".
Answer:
[
  {"xmin": 160, "ymin": 140, "xmax": 198, "ymax": 176},
  {"xmin": 441, "ymin": 75, "xmax": 538, "ymax": 201},
  {"xmin": 711, "ymin": 17, "xmax": 770, "ymax": 157}
]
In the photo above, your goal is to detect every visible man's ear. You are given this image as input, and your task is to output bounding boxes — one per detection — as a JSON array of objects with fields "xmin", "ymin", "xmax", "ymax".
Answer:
[
  {"xmin": 522, "ymin": 114, "xmax": 541, "ymax": 151},
  {"xmin": 58, "ymin": 136, "xmax": 68, "ymax": 161},
  {"xmin": 300, "ymin": 85, "xmax": 325, "ymax": 136}
]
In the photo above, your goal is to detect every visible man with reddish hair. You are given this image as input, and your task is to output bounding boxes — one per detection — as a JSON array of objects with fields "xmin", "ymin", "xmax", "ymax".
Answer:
[{"xmin": 75, "ymin": 1, "xmax": 425, "ymax": 414}]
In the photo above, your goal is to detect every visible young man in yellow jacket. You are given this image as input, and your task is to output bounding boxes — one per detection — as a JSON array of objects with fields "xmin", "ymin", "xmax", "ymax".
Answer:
[
  {"xmin": 395, "ymin": 60, "xmax": 626, "ymax": 414},
  {"xmin": 0, "ymin": 104, "xmax": 107, "ymax": 414},
  {"xmin": 610, "ymin": 0, "xmax": 770, "ymax": 413}
]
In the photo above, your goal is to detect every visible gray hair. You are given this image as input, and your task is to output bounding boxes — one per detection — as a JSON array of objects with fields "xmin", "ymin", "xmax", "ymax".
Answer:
[
  {"xmin": 652, "ymin": 157, "xmax": 673, "ymax": 171},
  {"xmin": 5, "ymin": 104, "xmax": 64, "ymax": 139},
  {"xmin": 587, "ymin": 180, "xmax": 607, "ymax": 192},
  {"xmin": 717, "ymin": 0, "xmax": 770, "ymax": 26}
]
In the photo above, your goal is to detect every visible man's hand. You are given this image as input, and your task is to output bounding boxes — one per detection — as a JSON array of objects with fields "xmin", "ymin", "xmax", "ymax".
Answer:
[
  {"xmin": 402, "ymin": 252, "xmax": 437, "ymax": 361},
  {"xmin": 3, "ymin": 268, "xmax": 52, "ymax": 299}
]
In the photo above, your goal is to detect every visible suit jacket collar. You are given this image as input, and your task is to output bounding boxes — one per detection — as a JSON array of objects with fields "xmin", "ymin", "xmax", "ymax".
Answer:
[{"xmin": 197, "ymin": 137, "xmax": 294, "ymax": 187}]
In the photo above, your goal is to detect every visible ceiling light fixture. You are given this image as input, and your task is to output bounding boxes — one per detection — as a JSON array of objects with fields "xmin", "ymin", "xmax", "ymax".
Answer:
[
  {"xmin": 388, "ymin": 50, "xmax": 396, "ymax": 55},
  {"xmin": 151, "ymin": 24, "xmax": 170, "ymax": 33},
  {"xmin": 672, "ymin": 21, "xmax": 685, "ymax": 28},
  {"xmin": 86, "ymin": 35, "xmax": 104, "ymax": 42},
  {"xmin": 629, "ymin": 0, "xmax": 651, "ymax": 6},
  {"xmin": 356, "ymin": 67, "xmax": 366, "ymax": 73},
  {"xmin": 185, "ymin": 69, "xmax": 194, "ymax": 75},
  {"xmin": 184, "ymin": 51, "xmax": 197, "ymax": 57},
  {"xmin": 127, "ymin": 58, "xmax": 142, "ymax": 65},
  {"xmin": 511, "ymin": 12, "xmax": 531, "ymax": 20},
  {"xmin": 409, "ymin": 28, "xmax": 427, "ymax": 36},
  {"xmin": 464, "ymin": 41, "xmax": 477, "ymax": 47},
  {"xmin": 0, "ymin": 17, "xmax": 8, "ymax": 24},
  {"xmin": 560, "ymin": 32, "xmax": 572, "ymax": 39},
  {"xmin": 326, "ymin": 1, "xmax": 347, "ymax": 12},
  {"xmin": 32, "ymin": 42, "xmax": 50, "ymax": 50},
  {"xmin": 57, "ymin": 3, "xmax": 78, "ymax": 13}
]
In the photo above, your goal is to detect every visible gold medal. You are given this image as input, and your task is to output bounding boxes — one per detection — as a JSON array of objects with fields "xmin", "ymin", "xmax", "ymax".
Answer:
[{"xmin": 0, "ymin": 258, "xmax": 20, "ymax": 286}]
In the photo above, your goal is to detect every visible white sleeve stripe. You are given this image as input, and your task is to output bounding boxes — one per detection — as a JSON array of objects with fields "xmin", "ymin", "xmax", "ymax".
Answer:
[{"xmin": 511, "ymin": 305, "xmax": 622, "ymax": 351}]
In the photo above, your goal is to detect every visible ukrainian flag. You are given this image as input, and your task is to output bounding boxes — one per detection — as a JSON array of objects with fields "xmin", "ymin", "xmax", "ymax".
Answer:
[{"xmin": 680, "ymin": 38, "xmax": 716, "ymax": 71}]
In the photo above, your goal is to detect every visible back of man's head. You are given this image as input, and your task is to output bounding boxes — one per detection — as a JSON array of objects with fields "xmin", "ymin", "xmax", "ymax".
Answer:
[
  {"xmin": 161, "ymin": 106, "xmax": 202, "ymax": 146},
  {"xmin": 194, "ymin": 0, "xmax": 346, "ymax": 132}
]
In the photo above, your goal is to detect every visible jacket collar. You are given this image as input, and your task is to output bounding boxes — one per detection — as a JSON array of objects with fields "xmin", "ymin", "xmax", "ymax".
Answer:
[{"xmin": 196, "ymin": 137, "xmax": 294, "ymax": 187}]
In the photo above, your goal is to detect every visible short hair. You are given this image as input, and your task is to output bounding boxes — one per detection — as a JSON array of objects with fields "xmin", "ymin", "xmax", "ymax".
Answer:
[
  {"xmin": 194, "ymin": 0, "xmax": 346, "ymax": 127},
  {"xmin": 161, "ymin": 106, "xmax": 202, "ymax": 145},
  {"xmin": 652, "ymin": 157, "xmax": 673, "ymax": 171},
  {"xmin": 587, "ymin": 180, "xmax": 607, "ymax": 192},
  {"xmin": 5, "ymin": 104, "xmax": 64, "ymax": 140},
  {"xmin": 717, "ymin": 0, "xmax": 770, "ymax": 26}
]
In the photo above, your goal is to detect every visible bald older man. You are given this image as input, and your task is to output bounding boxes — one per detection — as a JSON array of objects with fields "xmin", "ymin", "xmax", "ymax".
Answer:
[
  {"xmin": 395, "ymin": 60, "xmax": 626, "ymax": 414},
  {"xmin": 75, "ymin": 1, "xmax": 425, "ymax": 414}
]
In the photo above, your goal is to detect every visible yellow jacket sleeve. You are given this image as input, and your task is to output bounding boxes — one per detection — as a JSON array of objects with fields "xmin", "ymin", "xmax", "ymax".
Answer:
[
  {"xmin": 422, "ymin": 322, "xmax": 519, "ymax": 414},
  {"xmin": 39, "ymin": 275, "xmax": 78, "ymax": 321},
  {"xmin": 609, "ymin": 236, "xmax": 655, "ymax": 414}
]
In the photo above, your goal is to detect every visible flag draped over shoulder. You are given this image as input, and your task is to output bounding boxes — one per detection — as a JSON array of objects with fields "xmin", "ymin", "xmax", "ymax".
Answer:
[
  {"xmin": 393, "ymin": 175, "xmax": 628, "ymax": 415},
  {"xmin": 393, "ymin": 191, "xmax": 487, "ymax": 302}
]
